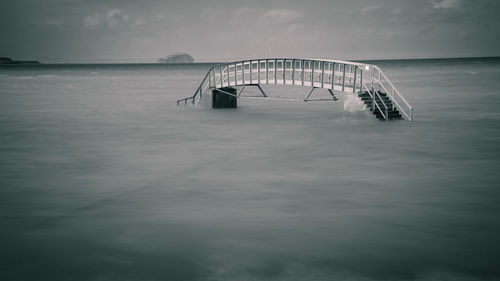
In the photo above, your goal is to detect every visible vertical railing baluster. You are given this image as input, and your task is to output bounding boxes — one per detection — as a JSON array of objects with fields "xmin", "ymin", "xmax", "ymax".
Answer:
[
  {"xmin": 249, "ymin": 60, "xmax": 252, "ymax": 84},
  {"xmin": 332, "ymin": 63, "xmax": 335, "ymax": 90},
  {"xmin": 241, "ymin": 62, "xmax": 244, "ymax": 84},
  {"xmin": 274, "ymin": 59, "xmax": 277, "ymax": 84},
  {"xmin": 371, "ymin": 67, "xmax": 375, "ymax": 90},
  {"xmin": 212, "ymin": 68, "xmax": 216, "ymax": 87},
  {"xmin": 292, "ymin": 59, "xmax": 295, "ymax": 85},
  {"xmin": 321, "ymin": 61, "xmax": 325, "ymax": 88},
  {"xmin": 258, "ymin": 60, "xmax": 261, "ymax": 83},
  {"xmin": 266, "ymin": 59, "xmax": 269, "ymax": 84},
  {"xmin": 353, "ymin": 66, "xmax": 357, "ymax": 93},
  {"xmin": 360, "ymin": 66, "xmax": 364, "ymax": 94},
  {"xmin": 378, "ymin": 70, "xmax": 382, "ymax": 92},
  {"xmin": 236, "ymin": 63, "xmax": 239, "ymax": 84},
  {"xmin": 342, "ymin": 64, "xmax": 346, "ymax": 92},
  {"xmin": 328, "ymin": 63, "xmax": 331, "ymax": 84},
  {"xmin": 252, "ymin": 60, "xmax": 255, "ymax": 83},
  {"xmin": 219, "ymin": 66, "xmax": 223, "ymax": 88},
  {"xmin": 252, "ymin": 60, "xmax": 255, "ymax": 84},
  {"xmin": 392, "ymin": 87, "xmax": 395, "ymax": 110},
  {"xmin": 282, "ymin": 60, "xmax": 285, "ymax": 85},
  {"xmin": 301, "ymin": 60, "xmax": 305, "ymax": 86},
  {"xmin": 311, "ymin": 61, "xmax": 315, "ymax": 87},
  {"xmin": 226, "ymin": 64, "xmax": 230, "ymax": 86},
  {"xmin": 372, "ymin": 86, "xmax": 375, "ymax": 111}
]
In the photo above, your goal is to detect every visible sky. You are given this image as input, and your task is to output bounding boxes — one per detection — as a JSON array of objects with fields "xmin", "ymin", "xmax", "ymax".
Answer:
[{"xmin": 1, "ymin": 0, "xmax": 500, "ymax": 62}]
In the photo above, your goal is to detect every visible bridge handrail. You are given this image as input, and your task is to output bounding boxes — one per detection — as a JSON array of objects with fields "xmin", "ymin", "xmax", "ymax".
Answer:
[
  {"xmin": 177, "ymin": 58, "xmax": 364, "ymax": 103},
  {"xmin": 371, "ymin": 66, "xmax": 413, "ymax": 121},
  {"xmin": 376, "ymin": 66, "xmax": 411, "ymax": 108}
]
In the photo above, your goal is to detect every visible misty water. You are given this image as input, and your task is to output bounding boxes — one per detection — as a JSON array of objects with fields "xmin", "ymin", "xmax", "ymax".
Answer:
[{"xmin": 1, "ymin": 59, "xmax": 500, "ymax": 281}]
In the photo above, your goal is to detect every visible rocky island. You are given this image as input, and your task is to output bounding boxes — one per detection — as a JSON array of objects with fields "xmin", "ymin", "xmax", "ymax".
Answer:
[
  {"xmin": 0, "ymin": 57, "xmax": 40, "ymax": 64},
  {"xmin": 158, "ymin": 53, "xmax": 194, "ymax": 63}
]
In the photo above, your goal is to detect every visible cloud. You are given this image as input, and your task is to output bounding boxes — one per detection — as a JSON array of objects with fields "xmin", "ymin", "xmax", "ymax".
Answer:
[
  {"xmin": 44, "ymin": 19, "xmax": 64, "ymax": 26},
  {"xmin": 361, "ymin": 5, "xmax": 379, "ymax": 16},
  {"xmin": 393, "ymin": 8, "xmax": 403, "ymax": 15},
  {"xmin": 232, "ymin": 6, "xmax": 255, "ymax": 21},
  {"xmin": 83, "ymin": 9, "xmax": 136, "ymax": 29},
  {"xmin": 106, "ymin": 9, "xmax": 133, "ymax": 27},
  {"xmin": 83, "ymin": 14, "xmax": 102, "ymax": 27},
  {"xmin": 201, "ymin": 8, "xmax": 223, "ymax": 18},
  {"xmin": 286, "ymin": 23, "xmax": 305, "ymax": 35},
  {"xmin": 430, "ymin": 0, "xmax": 462, "ymax": 9},
  {"xmin": 262, "ymin": 9, "xmax": 302, "ymax": 24}
]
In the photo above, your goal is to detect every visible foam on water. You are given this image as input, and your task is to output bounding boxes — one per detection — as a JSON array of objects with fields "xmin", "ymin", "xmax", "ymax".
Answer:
[{"xmin": 1, "ymin": 59, "xmax": 500, "ymax": 281}]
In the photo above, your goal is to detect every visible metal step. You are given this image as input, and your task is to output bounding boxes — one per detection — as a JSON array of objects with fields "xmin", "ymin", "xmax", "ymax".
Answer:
[{"xmin": 363, "ymin": 101, "xmax": 395, "ymax": 107}]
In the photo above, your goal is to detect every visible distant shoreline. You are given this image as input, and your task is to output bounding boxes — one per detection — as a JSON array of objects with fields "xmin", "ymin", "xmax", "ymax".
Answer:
[{"xmin": 0, "ymin": 57, "xmax": 41, "ymax": 65}]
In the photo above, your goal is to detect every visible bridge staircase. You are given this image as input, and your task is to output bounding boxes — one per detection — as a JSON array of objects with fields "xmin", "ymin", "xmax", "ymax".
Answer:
[{"xmin": 359, "ymin": 91, "xmax": 402, "ymax": 121}]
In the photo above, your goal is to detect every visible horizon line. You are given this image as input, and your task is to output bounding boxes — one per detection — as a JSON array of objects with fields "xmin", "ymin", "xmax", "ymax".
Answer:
[{"xmin": 2, "ymin": 55, "xmax": 500, "ymax": 65}]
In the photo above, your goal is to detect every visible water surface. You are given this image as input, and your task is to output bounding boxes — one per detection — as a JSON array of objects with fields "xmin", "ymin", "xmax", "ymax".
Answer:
[{"xmin": 1, "ymin": 59, "xmax": 500, "ymax": 281}]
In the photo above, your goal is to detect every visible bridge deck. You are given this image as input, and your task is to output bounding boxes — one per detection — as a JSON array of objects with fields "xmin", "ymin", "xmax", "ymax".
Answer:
[{"xmin": 218, "ymin": 79, "xmax": 355, "ymax": 93}]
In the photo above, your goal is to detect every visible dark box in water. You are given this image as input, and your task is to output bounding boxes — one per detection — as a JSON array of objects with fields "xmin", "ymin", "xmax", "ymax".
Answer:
[{"xmin": 212, "ymin": 87, "xmax": 237, "ymax": 108}]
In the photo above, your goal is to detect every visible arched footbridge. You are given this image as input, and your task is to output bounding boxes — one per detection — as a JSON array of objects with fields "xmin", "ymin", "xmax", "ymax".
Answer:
[{"xmin": 177, "ymin": 58, "xmax": 413, "ymax": 121}]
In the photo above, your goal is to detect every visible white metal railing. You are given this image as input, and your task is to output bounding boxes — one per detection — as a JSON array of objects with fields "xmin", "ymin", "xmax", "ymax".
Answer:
[{"xmin": 177, "ymin": 58, "xmax": 413, "ymax": 121}]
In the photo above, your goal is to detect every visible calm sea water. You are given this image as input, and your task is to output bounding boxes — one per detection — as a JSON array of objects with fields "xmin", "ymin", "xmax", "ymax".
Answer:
[{"xmin": 1, "ymin": 59, "xmax": 500, "ymax": 281}]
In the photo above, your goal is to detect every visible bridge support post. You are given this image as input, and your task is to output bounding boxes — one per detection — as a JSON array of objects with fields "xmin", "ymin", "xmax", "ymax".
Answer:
[
  {"xmin": 237, "ymin": 84, "xmax": 267, "ymax": 97},
  {"xmin": 212, "ymin": 87, "xmax": 237, "ymax": 108},
  {"xmin": 304, "ymin": 87, "xmax": 338, "ymax": 102}
]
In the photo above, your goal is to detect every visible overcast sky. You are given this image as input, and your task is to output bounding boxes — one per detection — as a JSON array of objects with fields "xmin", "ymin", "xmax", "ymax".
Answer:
[{"xmin": 1, "ymin": 0, "xmax": 499, "ymax": 62}]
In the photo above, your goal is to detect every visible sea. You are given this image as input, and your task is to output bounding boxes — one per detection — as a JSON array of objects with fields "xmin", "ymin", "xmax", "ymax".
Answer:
[{"xmin": 1, "ymin": 58, "xmax": 500, "ymax": 281}]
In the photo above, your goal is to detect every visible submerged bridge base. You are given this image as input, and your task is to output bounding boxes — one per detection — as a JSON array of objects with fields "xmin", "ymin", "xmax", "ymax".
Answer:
[{"xmin": 212, "ymin": 87, "xmax": 237, "ymax": 108}]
